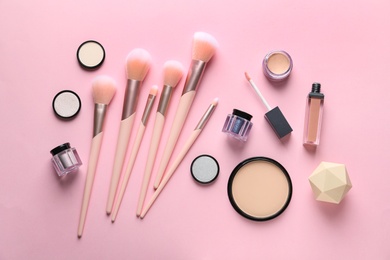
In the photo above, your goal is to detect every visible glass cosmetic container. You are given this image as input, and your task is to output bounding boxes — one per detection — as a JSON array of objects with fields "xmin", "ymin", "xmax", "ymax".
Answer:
[
  {"xmin": 262, "ymin": 50, "xmax": 293, "ymax": 81},
  {"xmin": 303, "ymin": 83, "xmax": 324, "ymax": 146},
  {"xmin": 50, "ymin": 143, "xmax": 82, "ymax": 177},
  {"xmin": 222, "ymin": 109, "xmax": 253, "ymax": 142}
]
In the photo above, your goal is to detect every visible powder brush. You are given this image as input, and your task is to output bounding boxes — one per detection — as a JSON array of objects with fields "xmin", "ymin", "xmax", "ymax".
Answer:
[{"xmin": 78, "ymin": 76, "xmax": 116, "ymax": 238}]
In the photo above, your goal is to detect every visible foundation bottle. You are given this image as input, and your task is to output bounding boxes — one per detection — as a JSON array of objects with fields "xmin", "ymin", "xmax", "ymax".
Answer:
[{"xmin": 303, "ymin": 83, "xmax": 324, "ymax": 146}]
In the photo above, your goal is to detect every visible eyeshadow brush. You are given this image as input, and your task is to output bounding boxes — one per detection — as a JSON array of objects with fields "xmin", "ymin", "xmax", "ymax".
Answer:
[
  {"xmin": 136, "ymin": 60, "xmax": 184, "ymax": 217},
  {"xmin": 140, "ymin": 97, "xmax": 218, "ymax": 219},
  {"xmin": 111, "ymin": 85, "xmax": 158, "ymax": 222}
]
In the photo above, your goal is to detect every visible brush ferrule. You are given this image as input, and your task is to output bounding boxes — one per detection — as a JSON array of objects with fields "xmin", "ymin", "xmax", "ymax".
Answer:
[
  {"xmin": 141, "ymin": 93, "xmax": 156, "ymax": 125},
  {"xmin": 182, "ymin": 60, "xmax": 207, "ymax": 95},
  {"xmin": 157, "ymin": 85, "xmax": 173, "ymax": 115},
  {"xmin": 93, "ymin": 103, "xmax": 107, "ymax": 137},
  {"xmin": 195, "ymin": 103, "xmax": 216, "ymax": 130},
  {"xmin": 122, "ymin": 79, "xmax": 141, "ymax": 120}
]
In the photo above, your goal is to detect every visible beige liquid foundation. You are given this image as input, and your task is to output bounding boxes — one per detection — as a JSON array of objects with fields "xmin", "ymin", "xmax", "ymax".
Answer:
[{"xmin": 303, "ymin": 83, "xmax": 324, "ymax": 146}]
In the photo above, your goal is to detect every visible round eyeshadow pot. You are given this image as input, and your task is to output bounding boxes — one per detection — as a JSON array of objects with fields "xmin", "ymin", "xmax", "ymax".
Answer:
[
  {"xmin": 191, "ymin": 155, "xmax": 220, "ymax": 184},
  {"xmin": 52, "ymin": 90, "xmax": 81, "ymax": 119},
  {"xmin": 227, "ymin": 157, "xmax": 292, "ymax": 221},
  {"xmin": 262, "ymin": 50, "xmax": 293, "ymax": 81},
  {"xmin": 77, "ymin": 40, "xmax": 105, "ymax": 69}
]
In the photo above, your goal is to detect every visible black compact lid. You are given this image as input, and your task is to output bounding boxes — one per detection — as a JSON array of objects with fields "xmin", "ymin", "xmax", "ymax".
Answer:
[
  {"xmin": 233, "ymin": 109, "xmax": 253, "ymax": 121},
  {"xmin": 77, "ymin": 40, "xmax": 105, "ymax": 70},
  {"xmin": 50, "ymin": 143, "xmax": 71, "ymax": 156},
  {"xmin": 52, "ymin": 90, "xmax": 82, "ymax": 119},
  {"xmin": 264, "ymin": 106, "xmax": 293, "ymax": 139}
]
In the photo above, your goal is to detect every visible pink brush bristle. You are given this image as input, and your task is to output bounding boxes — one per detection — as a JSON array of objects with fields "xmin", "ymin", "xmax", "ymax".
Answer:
[
  {"xmin": 163, "ymin": 60, "xmax": 185, "ymax": 87},
  {"xmin": 126, "ymin": 48, "xmax": 152, "ymax": 81},
  {"xmin": 191, "ymin": 32, "xmax": 219, "ymax": 62},
  {"xmin": 92, "ymin": 75, "xmax": 117, "ymax": 105}
]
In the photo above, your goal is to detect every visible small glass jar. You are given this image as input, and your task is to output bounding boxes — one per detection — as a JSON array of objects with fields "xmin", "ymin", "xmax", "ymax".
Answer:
[
  {"xmin": 222, "ymin": 109, "xmax": 253, "ymax": 142},
  {"xmin": 50, "ymin": 143, "xmax": 82, "ymax": 177},
  {"xmin": 262, "ymin": 50, "xmax": 293, "ymax": 81}
]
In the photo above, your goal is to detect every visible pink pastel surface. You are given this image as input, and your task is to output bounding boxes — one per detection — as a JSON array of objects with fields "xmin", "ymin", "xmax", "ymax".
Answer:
[{"xmin": 1, "ymin": 0, "xmax": 389, "ymax": 259}]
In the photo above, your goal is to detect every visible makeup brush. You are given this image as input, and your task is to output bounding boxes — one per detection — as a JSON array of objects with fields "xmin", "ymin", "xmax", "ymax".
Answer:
[
  {"xmin": 140, "ymin": 97, "xmax": 218, "ymax": 219},
  {"xmin": 136, "ymin": 60, "xmax": 184, "ymax": 217},
  {"xmin": 106, "ymin": 49, "xmax": 151, "ymax": 215},
  {"xmin": 153, "ymin": 32, "xmax": 218, "ymax": 189},
  {"xmin": 77, "ymin": 76, "xmax": 116, "ymax": 238},
  {"xmin": 245, "ymin": 72, "xmax": 293, "ymax": 139},
  {"xmin": 111, "ymin": 85, "xmax": 158, "ymax": 222}
]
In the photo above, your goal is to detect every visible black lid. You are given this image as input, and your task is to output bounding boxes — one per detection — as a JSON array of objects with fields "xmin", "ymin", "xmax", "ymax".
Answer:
[
  {"xmin": 50, "ymin": 143, "xmax": 71, "ymax": 155},
  {"xmin": 232, "ymin": 109, "xmax": 252, "ymax": 121},
  {"xmin": 77, "ymin": 40, "xmax": 105, "ymax": 70},
  {"xmin": 309, "ymin": 82, "xmax": 324, "ymax": 99},
  {"xmin": 311, "ymin": 82, "xmax": 321, "ymax": 93},
  {"xmin": 264, "ymin": 106, "xmax": 293, "ymax": 138},
  {"xmin": 52, "ymin": 90, "xmax": 82, "ymax": 119}
]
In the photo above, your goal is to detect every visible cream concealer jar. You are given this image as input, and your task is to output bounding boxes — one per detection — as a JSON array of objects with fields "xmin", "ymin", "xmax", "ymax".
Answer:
[{"xmin": 262, "ymin": 50, "xmax": 293, "ymax": 81}]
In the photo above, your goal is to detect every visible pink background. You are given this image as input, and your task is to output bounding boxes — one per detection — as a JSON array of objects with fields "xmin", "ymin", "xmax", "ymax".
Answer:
[{"xmin": 1, "ymin": 0, "xmax": 389, "ymax": 259}]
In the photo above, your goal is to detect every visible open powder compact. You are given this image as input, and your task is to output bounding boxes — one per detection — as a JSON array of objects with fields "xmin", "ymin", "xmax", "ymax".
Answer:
[{"xmin": 227, "ymin": 157, "xmax": 292, "ymax": 221}]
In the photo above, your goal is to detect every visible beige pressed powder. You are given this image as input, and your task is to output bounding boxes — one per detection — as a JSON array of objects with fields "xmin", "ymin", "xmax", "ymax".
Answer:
[{"xmin": 228, "ymin": 157, "xmax": 292, "ymax": 221}]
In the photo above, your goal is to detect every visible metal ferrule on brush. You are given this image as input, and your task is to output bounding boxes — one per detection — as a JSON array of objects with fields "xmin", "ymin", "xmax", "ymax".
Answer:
[
  {"xmin": 195, "ymin": 103, "xmax": 216, "ymax": 130},
  {"xmin": 93, "ymin": 103, "xmax": 107, "ymax": 137},
  {"xmin": 157, "ymin": 85, "xmax": 173, "ymax": 116},
  {"xmin": 182, "ymin": 60, "xmax": 207, "ymax": 95},
  {"xmin": 141, "ymin": 93, "xmax": 156, "ymax": 125},
  {"xmin": 122, "ymin": 79, "xmax": 141, "ymax": 120}
]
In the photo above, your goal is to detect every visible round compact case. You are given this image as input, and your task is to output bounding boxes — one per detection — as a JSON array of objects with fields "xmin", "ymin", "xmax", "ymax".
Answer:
[{"xmin": 227, "ymin": 157, "xmax": 292, "ymax": 221}]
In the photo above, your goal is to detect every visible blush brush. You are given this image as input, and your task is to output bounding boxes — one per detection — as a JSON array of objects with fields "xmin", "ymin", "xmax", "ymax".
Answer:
[
  {"xmin": 153, "ymin": 32, "xmax": 218, "ymax": 189},
  {"xmin": 106, "ymin": 49, "xmax": 151, "ymax": 215}
]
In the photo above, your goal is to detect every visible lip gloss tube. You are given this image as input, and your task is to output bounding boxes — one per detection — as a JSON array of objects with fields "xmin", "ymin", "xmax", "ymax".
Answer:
[{"xmin": 303, "ymin": 83, "xmax": 324, "ymax": 146}]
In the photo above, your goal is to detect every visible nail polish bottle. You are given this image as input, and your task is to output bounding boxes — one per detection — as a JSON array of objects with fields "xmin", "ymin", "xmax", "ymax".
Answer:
[
  {"xmin": 303, "ymin": 83, "xmax": 324, "ymax": 146},
  {"xmin": 50, "ymin": 143, "xmax": 82, "ymax": 177},
  {"xmin": 222, "ymin": 109, "xmax": 253, "ymax": 142}
]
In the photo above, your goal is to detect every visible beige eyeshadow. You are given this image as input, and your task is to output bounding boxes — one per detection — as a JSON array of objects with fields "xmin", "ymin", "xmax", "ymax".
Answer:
[
  {"xmin": 78, "ymin": 42, "xmax": 105, "ymax": 67},
  {"xmin": 267, "ymin": 53, "xmax": 291, "ymax": 75},
  {"xmin": 229, "ymin": 159, "xmax": 291, "ymax": 220}
]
